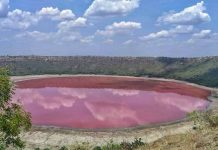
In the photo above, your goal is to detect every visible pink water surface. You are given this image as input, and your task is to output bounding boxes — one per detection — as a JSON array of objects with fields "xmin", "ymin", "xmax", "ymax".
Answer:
[{"xmin": 13, "ymin": 86, "xmax": 210, "ymax": 129}]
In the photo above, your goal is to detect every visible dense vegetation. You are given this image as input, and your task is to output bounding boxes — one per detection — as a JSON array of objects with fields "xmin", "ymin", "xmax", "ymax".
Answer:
[
  {"xmin": 0, "ymin": 56, "xmax": 218, "ymax": 87},
  {"xmin": 0, "ymin": 68, "xmax": 31, "ymax": 149}
]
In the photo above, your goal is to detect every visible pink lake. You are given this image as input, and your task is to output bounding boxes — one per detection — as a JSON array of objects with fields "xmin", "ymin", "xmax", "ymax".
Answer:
[{"xmin": 13, "ymin": 77, "xmax": 210, "ymax": 129}]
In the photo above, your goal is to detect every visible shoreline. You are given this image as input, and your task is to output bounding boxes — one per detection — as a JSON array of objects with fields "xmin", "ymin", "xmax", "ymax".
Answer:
[
  {"xmin": 10, "ymin": 75, "xmax": 218, "ymax": 149},
  {"xmin": 11, "ymin": 74, "xmax": 215, "ymax": 91}
]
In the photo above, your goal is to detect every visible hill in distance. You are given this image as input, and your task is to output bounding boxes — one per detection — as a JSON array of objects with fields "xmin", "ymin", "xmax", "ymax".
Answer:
[{"xmin": 0, "ymin": 56, "xmax": 218, "ymax": 88}]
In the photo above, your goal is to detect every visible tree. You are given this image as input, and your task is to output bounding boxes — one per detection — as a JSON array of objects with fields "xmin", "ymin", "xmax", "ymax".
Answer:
[{"xmin": 0, "ymin": 68, "xmax": 31, "ymax": 149}]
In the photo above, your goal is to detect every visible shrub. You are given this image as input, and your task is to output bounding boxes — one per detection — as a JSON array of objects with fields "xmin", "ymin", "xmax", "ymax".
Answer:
[
  {"xmin": 0, "ymin": 68, "xmax": 32, "ymax": 149},
  {"xmin": 93, "ymin": 146, "xmax": 102, "ymax": 150},
  {"xmin": 101, "ymin": 140, "xmax": 122, "ymax": 150},
  {"xmin": 120, "ymin": 138, "xmax": 145, "ymax": 150},
  {"xmin": 93, "ymin": 138, "xmax": 146, "ymax": 150},
  {"xmin": 59, "ymin": 146, "xmax": 68, "ymax": 150}
]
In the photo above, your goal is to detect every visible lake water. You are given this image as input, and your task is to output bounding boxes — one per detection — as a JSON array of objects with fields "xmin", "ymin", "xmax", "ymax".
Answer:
[{"xmin": 13, "ymin": 76, "xmax": 210, "ymax": 129}]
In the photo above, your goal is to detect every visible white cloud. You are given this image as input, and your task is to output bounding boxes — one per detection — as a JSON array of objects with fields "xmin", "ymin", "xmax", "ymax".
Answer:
[
  {"xmin": 158, "ymin": 1, "xmax": 210, "ymax": 25},
  {"xmin": 123, "ymin": 40, "xmax": 133, "ymax": 45},
  {"xmin": 106, "ymin": 89, "xmax": 139, "ymax": 96},
  {"xmin": 103, "ymin": 39, "xmax": 113, "ymax": 44},
  {"xmin": 59, "ymin": 9, "xmax": 75, "ymax": 20},
  {"xmin": 170, "ymin": 25, "xmax": 194, "ymax": 34},
  {"xmin": 0, "ymin": 9, "xmax": 39, "ymax": 30},
  {"xmin": 192, "ymin": 30, "xmax": 212, "ymax": 39},
  {"xmin": 59, "ymin": 31, "xmax": 81, "ymax": 42},
  {"xmin": 16, "ymin": 30, "xmax": 82, "ymax": 43},
  {"xmin": 37, "ymin": 7, "xmax": 75, "ymax": 21},
  {"xmin": 84, "ymin": 0, "xmax": 140, "ymax": 17},
  {"xmin": 140, "ymin": 25, "xmax": 193, "ymax": 41},
  {"xmin": 80, "ymin": 35, "xmax": 94, "ymax": 43},
  {"xmin": 16, "ymin": 31, "xmax": 53, "ymax": 41},
  {"xmin": 0, "ymin": 7, "xmax": 82, "ymax": 30},
  {"xmin": 57, "ymin": 17, "xmax": 87, "ymax": 32},
  {"xmin": 37, "ymin": 7, "xmax": 60, "ymax": 16},
  {"xmin": 96, "ymin": 21, "xmax": 141, "ymax": 37},
  {"xmin": 0, "ymin": 0, "xmax": 9, "ymax": 17},
  {"xmin": 188, "ymin": 29, "xmax": 213, "ymax": 43},
  {"xmin": 140, "ymin": 30, "xmax": 170, "ymax": 41}
]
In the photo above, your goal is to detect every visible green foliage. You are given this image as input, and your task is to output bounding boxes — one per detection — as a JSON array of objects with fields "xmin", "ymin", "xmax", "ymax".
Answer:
[
  {"xmin": 93, "ymin": 146, "xmax": 102, "ymax": 150},
  {"xmin": 1, "ymin": 56, "xmax": 218, "ymax": 87},
  {"xmin": 93, "ymin": 138, "xmax": 146, "ymax": 150},
  {"xmin": 59, "ymin": 146, "xmax": 68, "ymax": 150},
  {"xmin": 100, "ymin": 140, "xmax": 122, "ymax": 150},
  {"xmin": 0, "ymin": 68, "xmax": 32, "ymax": 149}
]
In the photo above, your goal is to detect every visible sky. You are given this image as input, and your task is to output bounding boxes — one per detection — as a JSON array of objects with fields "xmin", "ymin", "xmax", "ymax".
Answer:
[{"xmin": 0, "ymin": 0, "xmax": 217, "ymax": 57}]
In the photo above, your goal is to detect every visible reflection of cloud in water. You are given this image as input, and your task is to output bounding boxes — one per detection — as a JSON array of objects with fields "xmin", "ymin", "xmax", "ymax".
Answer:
[
  {"xmin": 14, "ymin": 88, "xmax": 208, "ymax": 112},
  {"xmin": 57, "ymin": 88, "xmax": 87, "ymax": 99},
  {"xmin": 152, "ymin": 92, "xmax": 209, "ymax": 112},
  {"xmin": 12, "ymin": 86, "xmax": 210, "ymax": 128},
  {"xmin": 14, "ymin": 88, "xmax": 87, "ymax": 110},
  {"xmin": 84, "ymin": 101, "xmax": 140, "ymax": 123},
  {"xmin": 106, "ymin": 89, "xmax": 139, "ymax": 96}
]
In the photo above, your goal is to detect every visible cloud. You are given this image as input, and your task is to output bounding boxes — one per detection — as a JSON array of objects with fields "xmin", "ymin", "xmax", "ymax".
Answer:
[
  {"xmin": 103, "ymin": 39, "xmax": 113, "ymax": 44},
  {"xmin": 96, "ymin": 21, "xmax": 141, "ymax": 37},
  {"xmin": 140, "ymin": 30, "xmax": 170, "ymax": 41},
  {"xmin": 140, "ymin": 25, "xmax": 193, "ymax": 41},
  {"xmin": 84, "ymin": 101, "xmax": 139, "ymax": 122},
  {"xmin": 106, "ymin": 89, "xmax": 139, "ymax": 96},
  {"xmin": 16, "ymin": 28, "xmax": 86, "ymax": 44},
  {"xmin": 16, "ymin": 30, "xmax": 82, "ymax": 43},
  {"xmin": 0, "ymin": 0, "xmax": 9, "ymax": 17},
  {"xmin": 37, "ymin": 7, "xmax": 60, "ymax": 16},
  {"xmin": 0, "ymin": 9, "xmax": 39, "ymax": 30},
  {"xmin": 37, "ymin": 7, "xmax": 76, "ymax": 21},
  {"xmin": 152, "ymin": 92, "xmax": 208, "ymax": 112},
  {"xmin": 57, "ymin": 17, "xmax": 87, "ymax": 32},
  {"xmin": 123, "ymin": 40, "xmax": 133, "ymax": 45},
  {"xmin": 16, "ymin": 31, "xmax": 53, "ymax": 41},
  {"xmin": 192, "ymin": 30, "xmax": 212, "ymax": 39},
  {"xmin": 0, "ymin": 7, "xmax": 78, "ymax": 30},
  {"xmin": 58, "ymin": 31, "xmax": 82, "ymax": 42},
  {"xmin": 84, "ymin": 0, "xmax": 140, "ymax": 17},
  {"xmin": 170, "ymin": 25, "xmax": 194, "ymax": 34},
  {"xmin": 14, "ymin": 88, "xmax": 87, "ymax": 110},
  {"xmin": 188, "ymin": 29, "xmax": 213, "ymax": 43},
  {"xmin": 158, "ymin": 1, "xmax": 210, "ymax": 25},
  {"xmin": 80, "ymin": 35, "xmax": 95, "ymax": 43}
]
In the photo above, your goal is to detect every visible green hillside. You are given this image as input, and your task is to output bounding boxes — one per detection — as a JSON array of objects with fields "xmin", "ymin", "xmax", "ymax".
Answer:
[{"xmin": 0, "ymin": 56, "xmax": 218, "ymax": 87}]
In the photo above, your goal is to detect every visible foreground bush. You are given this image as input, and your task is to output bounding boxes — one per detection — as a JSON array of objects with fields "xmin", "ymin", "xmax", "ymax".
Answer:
[
  {"xmin": 0, "ymin": 68, "xmax": 31, "ymax": 149},
  {"xmin": 93, "ymin": 138, "xmax": 146, "ymax": 150}
]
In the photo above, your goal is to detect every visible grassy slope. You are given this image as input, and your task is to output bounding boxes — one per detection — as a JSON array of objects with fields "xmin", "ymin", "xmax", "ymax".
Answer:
[
  {"xmin": 143, "ymin": 127, "xmax": 218, "ymax": 150},
  {"xmin": 0, "ymin": 56, "xmax": 218, "ymax": 87}
]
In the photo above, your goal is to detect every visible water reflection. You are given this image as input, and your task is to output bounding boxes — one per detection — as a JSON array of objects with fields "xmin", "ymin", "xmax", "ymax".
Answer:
[{"xmin": 13, "ymin": 87, "xmax": 209, "ymax": 129}]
